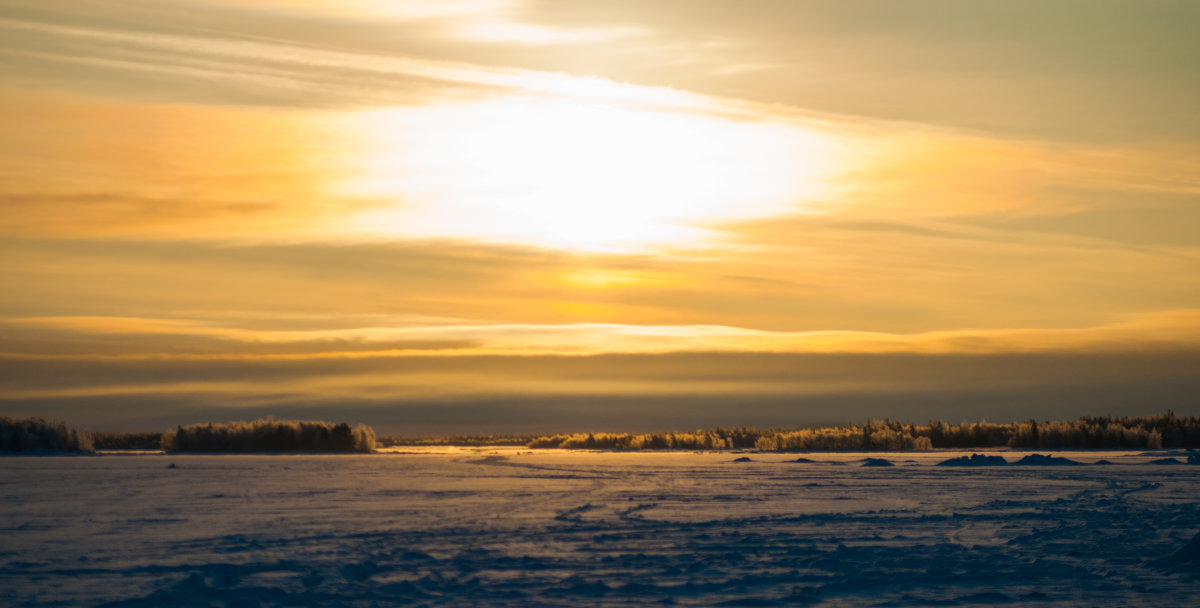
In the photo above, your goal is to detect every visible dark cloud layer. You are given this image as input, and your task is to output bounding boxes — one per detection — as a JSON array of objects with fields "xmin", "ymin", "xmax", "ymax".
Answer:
[{"xmin": 4, "ymin": 351, "xmax": 1198, "ymax": 434}]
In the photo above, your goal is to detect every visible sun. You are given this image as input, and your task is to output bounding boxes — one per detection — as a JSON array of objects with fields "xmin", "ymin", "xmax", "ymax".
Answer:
[{"xmin": 334, "ymin": 94, "xmax": 842, "ymax": 251}]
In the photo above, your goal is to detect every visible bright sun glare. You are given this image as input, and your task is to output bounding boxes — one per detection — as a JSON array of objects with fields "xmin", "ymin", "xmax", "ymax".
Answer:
[{"xmin": 337, "ymin": 95, "xmax": 841, "ymax": 251}]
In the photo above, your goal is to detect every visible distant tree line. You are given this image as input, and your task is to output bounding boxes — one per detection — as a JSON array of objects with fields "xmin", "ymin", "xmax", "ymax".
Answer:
[
  {"xmin": 754, "ymin": 422, "xmax": 933, "ymax": 451},
  {"xmin": 526, "ymin": 427, "xmax": 764, "ymax": 450},
  {"xmin": 756, "ymin": 413, "xmax": 1195, "ymax": 451},
  {"xmin": 517, "ymin": 424, "xmax": 932, "ymax": 451},
  {"xmin": 162, "ymin": 418, "xmax": 376, "ymax": 452},
  {"xmin": 3, "ymin": 417, "xmax": 378, "ymax": 453},
  {"xmin": 378, "ymin": 428, "xmax": 764, "ymax": 450},
  {"xmin": 1, "ymin": 417, "xmax": 93, "ymax": 452},
  {"xmin": 91, "ymin": 431, "xmax": 164, "ymax": 450},
  {"xmin": 378, "ymin": 412, "xmax": 1200, "ymax": 451},
  {"xmin": 9, "ymin": 413, "xmax": 1199, "ymax": 453},
  {"xmin": 382, "ymin": 433, "xmax": 539, "ymax": 448},
  {"xmin": 1001, "ymin": 413, "xmax": 1200, "ymax": 449}
]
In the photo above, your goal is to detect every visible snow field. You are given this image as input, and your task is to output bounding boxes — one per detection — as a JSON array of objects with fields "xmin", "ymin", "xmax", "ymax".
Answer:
[{"xmin": 1, "ymin": 450, "xmax": 1198, "ymax": 607}]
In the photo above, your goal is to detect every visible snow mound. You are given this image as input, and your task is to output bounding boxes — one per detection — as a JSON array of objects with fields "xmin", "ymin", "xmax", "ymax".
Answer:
[
  {"xmin": 1172, "ymin": 533, "xmax": 1200, "ymax": 562},
  {"xmin": 937, "ymin": 454, "xmax": 1008, "ymax": 467},
  {"xmin": 861, "ymin": 458, "xmax": 893, "ymax": 467},
  {"xmin": 790, "ymin": 457, "xmax": 816, "ymax": 463},
  {"xmin": 732, "ymin": 457, "xmax": 753, "ymax": 463},
  {"xmin": 1144, "ymin": 458, "xmax": 1185, "ymax": 465},
  {"xmin": 1011, "ymin": 454, "xmax": 1083, "ymax": 466}
]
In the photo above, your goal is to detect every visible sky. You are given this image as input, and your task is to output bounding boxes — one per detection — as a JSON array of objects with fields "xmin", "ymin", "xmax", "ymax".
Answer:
[{"xmin": 2, "ymin": 0, "xmax": 1199, "ymax": 434}]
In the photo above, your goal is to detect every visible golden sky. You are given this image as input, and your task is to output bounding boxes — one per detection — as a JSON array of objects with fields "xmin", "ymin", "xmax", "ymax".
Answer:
[{"xmin": 2, "ymin": 1, "xmax": 1199, "ymax": 432}]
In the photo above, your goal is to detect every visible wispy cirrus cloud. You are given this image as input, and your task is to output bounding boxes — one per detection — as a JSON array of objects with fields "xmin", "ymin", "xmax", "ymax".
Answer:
[
  {"xmin": 3, "ymin": 234, "xmax": 1196, "ymax": 343},
  {"xmin": 6, "ymin": 310, "xmax": 1200, "ymax": 360},
  {"xmin": 0, "ymin": 16, "xmax": 781, "ymax": 120},
  {"xmin": 7, "ymin": 11, "xmax": 1198, "ymax": 249}
]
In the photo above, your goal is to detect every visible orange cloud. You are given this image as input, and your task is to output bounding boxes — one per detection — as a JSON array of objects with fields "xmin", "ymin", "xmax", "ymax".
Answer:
[{"xmin": 6, "ymin": 310, "xmax": 1199, "ymax": 361}]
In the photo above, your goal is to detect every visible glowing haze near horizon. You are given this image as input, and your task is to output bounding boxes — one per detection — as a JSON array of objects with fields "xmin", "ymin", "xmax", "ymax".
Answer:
[{"xmin": 2, "ymin": 0, "xmax": 1199, "ymax": 434}]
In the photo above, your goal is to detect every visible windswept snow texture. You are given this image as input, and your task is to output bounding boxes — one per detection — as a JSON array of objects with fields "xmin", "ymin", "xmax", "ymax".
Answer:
[{"xmin": 2, "ymin": 450, "xmax": 1199, "ymax": 607}]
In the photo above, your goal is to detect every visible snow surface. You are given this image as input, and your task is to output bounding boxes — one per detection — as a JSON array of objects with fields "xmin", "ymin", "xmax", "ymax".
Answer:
[{"xmin": 2, "ymin": 449, "xmax": 1199, "ymax": 607}]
